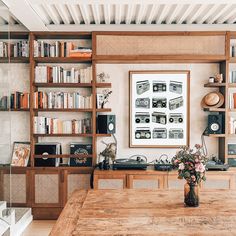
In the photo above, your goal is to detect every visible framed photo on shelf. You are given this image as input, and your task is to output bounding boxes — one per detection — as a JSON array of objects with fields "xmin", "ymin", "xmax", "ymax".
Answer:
[
  {"xmin": 11, "ymin": 142, "xmax": 30, "ymax": 167},
  {"xmin": 129, "ymin": 70, "xmax": 190, "ymax": 148}
]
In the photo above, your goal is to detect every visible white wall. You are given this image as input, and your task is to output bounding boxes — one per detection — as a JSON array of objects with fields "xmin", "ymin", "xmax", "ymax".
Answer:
[{"xmin": 97, "ymin": 63, "xmax": 219, "ymax": 162}]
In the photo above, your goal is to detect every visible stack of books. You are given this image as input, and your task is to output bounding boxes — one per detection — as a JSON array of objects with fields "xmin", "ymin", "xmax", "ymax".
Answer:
[
  {"xmin": 229, "ymin": 71, "xmax": 236, "ymax": 83},
  {"xmin": 34, "ymin": 41, "xmax": 92, "ymax": 58},
  {"xmin": 35, "ymin": 65, "xmax": 92, "ymax": 83},
  {"xmin": 10, "ymin": 92, "xmax": 30, "ymax": 109},
  {"xmin": 34, "ymin": 91, "xmax": 92, "ymax": 109},
  {"xmin": 0, "ymin": 41, "xmax": 29, "ymax": 57},
  {"xmin": 69, "ymin": 47, "xmax": 92, "ymax": 58},
  {"xmin": 33, "ymin": 117, "xmax": 92, "ymax": 134}
]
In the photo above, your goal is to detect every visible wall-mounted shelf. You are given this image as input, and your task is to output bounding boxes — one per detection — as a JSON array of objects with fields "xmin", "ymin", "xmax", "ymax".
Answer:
[
  {"xmin": 0, "ymin": 57, "xmax": 29, "ymax": 63},
  {"xmin": 33, "ymin": 108, "xmax": 93, "ymax": 112},
  {"xmin": 33, "ymin": 133, "xmax": 93, "ymax": 137},
  {"xmin": 204, "ymin": 83, "xmax": 226, "ymax": 87},
  {"xmin": 203, "ymin": 108, "xmax": 226, "ymax": 112}
]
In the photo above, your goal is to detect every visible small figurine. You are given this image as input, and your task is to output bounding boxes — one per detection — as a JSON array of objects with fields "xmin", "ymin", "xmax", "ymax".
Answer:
[
  {"xmin": 101, "ymin": 89, "xmax": 112, "ymax": 109},
  {"xmin": 214, "ymin": 73, "xmax": 223, "ymax": 83}
]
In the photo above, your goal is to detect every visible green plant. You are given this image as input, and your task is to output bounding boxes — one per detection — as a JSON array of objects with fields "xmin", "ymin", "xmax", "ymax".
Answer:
[{"xmin": 172, "ymin": 145, "xmax": 208, "ymax": 184}]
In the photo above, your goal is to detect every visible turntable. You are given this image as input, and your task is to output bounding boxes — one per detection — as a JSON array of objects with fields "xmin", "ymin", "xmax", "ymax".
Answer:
[{"xmin": 112, "ymin": 156, "xmax": 148, "ymax": 170}]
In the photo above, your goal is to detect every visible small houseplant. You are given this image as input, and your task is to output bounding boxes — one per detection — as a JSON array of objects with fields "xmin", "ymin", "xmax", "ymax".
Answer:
[{"xmin": 172, "ymin": 144, "xmax": 207, "ymax": 207}]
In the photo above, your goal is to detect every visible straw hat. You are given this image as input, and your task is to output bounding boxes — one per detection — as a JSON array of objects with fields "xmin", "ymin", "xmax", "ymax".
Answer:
[{"xmin": 201, "ymin": 92, "xmax": 224, "ymax": 108}]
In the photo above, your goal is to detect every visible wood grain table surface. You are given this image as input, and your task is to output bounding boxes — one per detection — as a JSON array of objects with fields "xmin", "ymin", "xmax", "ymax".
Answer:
[{"xmin": 50, "ymin": 189, "xmax": 236, "ymax": 236}]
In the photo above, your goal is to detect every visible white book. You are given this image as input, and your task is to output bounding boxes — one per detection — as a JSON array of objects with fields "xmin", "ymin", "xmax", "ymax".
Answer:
[
  {"xmin": 33, "ymin": 40, "xmax": 38, "ymax": 57},
  {"xmin": 34, "ymin": 117, "xmax": 38, "ymax": 134}
]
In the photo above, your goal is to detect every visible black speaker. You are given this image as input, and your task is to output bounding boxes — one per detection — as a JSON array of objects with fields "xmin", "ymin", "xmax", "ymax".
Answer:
[
  {"xmin": 208, "ymin": 114, "xmax": 224, "ymax": 134},
  {"xmin": 97, "ymin": 115, "xmax": 116, "ymax": 134}
]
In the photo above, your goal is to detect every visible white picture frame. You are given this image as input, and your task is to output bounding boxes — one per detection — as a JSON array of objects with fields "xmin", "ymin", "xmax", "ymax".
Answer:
[{"xmin": 129, "ymin": 70, "xmax": 190, "ymax": 148}]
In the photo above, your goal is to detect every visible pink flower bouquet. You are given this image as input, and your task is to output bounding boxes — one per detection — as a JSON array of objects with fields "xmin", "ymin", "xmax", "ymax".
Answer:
[{"xmin": 172, "ymin": 145, "xmax": 207, "ymax": 184}]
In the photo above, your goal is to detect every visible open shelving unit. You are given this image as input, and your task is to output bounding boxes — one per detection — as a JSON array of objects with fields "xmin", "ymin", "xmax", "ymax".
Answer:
[{"xmin": 2, "ymin": 30, "xmax": 236, "ymax": 219}]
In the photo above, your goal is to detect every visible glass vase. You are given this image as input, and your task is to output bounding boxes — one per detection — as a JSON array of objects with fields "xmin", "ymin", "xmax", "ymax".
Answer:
[{"xmin": 184, "ymin": 182, "xmax": 199, "ymax": 207}]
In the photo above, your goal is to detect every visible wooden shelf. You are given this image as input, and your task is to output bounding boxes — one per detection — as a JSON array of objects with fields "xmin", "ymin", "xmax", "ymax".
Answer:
[
  {"xmin": 34, "ymin": 83, "xmax": 93, "ymax": 88},
  {"xmin": 204, "ymin": 83, "xmax": 226, "ymax": 87},
  {"xmin": 0, "ymin": 108, "xmax": 30, "ymax": 112},
  {"xmin": 96, "ymin": 83, "xmax": 112, "ymax": 88},
  {"xmin": 228, "ymin": 134, "xmax": 236, "ymax": 138},
  {"xmin": 205, "ymin": 134, "xmax": 226, "ymax": 137},
  {"xmin": 33, "ymin": 133, "xmax": 93, "ymax": 137},
  {"xmin": 228, "ymin": 83, "xmax": 236, "ymax": 88},
  {"xmin": 93, "ymin": 55, "xmax": 227, "ymax": 63},
  {"xmin": 34, "ymin": 57, "xmax": 92, "ymax": 63},
  {"xmin": 0, "ymin": 57, "xmax": 29, "ymax": 63},
  {"xmin": 34, "ymin": 154, "xmax": 93, "ymax": 158},
  {"xmin": 228, "ymin": 109, "xmax": 236, "ymax": 112},
  {"xmin": 34, "ymin": 108, "xmax": 93, "ymax": 112},
  {"xmin": 227, "ymin": 155, "xmax": 236, "ymax": 158},
  {"xmin": 96, "ymin": 133, "xmax": 112, "ymax": 137},
  {"xmin": 96, "ymin": 108, "xmax": 112, "ymax": 112},
  {"xmin": 229, "ymin": 57, "xmax": 236, "ymax": 63},
  {"xmin": 203, "ymin": 108, "xmax": 226, "ymax": 112}
]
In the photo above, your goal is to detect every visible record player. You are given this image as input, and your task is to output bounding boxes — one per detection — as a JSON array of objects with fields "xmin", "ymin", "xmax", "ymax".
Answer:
[{"xmin": 112, "ymin": 156, "xmax": 148, "ymax": 170}]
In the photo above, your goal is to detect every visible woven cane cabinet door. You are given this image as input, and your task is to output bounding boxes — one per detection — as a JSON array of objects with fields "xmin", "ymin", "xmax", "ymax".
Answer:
[
  {"xmin": 0, "ymin": 168, "xmax": 28, "ymax": 206},
  {"xmin": 64, "ymin": 170, "xmax": 91, "ymax": 205},
  {"xmin": 32, "ymin": 169, "xmax": 62, "ymax": 207}
]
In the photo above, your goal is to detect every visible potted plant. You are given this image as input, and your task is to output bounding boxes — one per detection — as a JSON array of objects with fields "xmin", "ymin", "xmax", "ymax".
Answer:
[{"xmin": 172, "ymin": 144, "xmax": 207, "ymax": 207}]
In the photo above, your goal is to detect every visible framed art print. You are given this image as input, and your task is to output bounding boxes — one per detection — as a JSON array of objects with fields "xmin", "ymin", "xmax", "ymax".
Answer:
[
  {"xmin": 129, "ymin": 70, "xmax": 190, "ymax": 148},
  {"xmin": 11, "ymin": 142, "xmax": 30, "ymax": 166}
]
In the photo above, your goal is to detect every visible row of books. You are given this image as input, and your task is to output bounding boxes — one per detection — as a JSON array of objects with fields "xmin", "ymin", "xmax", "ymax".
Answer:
[
  {"xmin": 35, "ymin": 65, "xmax": 92, "ymax": 83},
  {"xmin": 34, "ymin": 92, "xmax": 92, "ymax": 109},
  {"xmin": 33, "ymin": 116, "xmax": 92, "ymax": 134},
  {"xmin": 229, "ymin": 117, "xmax": 236, "ymax": 134},
  {"xmin": 229, "ymin": 93, "xmax": 236, "ymax": 109},
  {"xmin": 229, "ymin": 71, "xmax": 236, "ymax": 83},
  {"xmin": 0, "ymin": 41, "xmax": 29, "ymax": 57},
  {"xmin": 33, "ymin": 40, "xmax": 92, "ymax": 58},
  {"xmin": 0, "ymin": 92, "xmax": 30, "ymax": 110}
]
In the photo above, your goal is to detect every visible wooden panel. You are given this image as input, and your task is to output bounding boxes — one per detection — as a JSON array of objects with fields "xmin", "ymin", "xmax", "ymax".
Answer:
[
  {"xmin": 32, "ymin": 207, "xmax": 62, "ymax": 220},
  {"xmin": 34, "ymin": 174, "xmax": 59, "ymax": 204},
  {"xmin": 98, "ymin": 179, "xmax": 124, "ymax": 189},
  {"xmin": 3, "ymin": 173, "xmax": 27, "ymax": 204},
  {"xmin": 67, "ymin": 174, "xmax": 91, "ymax": 199},
  {"xmin": 128, "ymin": 175, "xmax": 164, "ymax": 189},
  {"xmin": 96, "ymin": 35, "xmax": 225, "ymax": 56},
  {"xmin": 51, "ymin": 189, "xmax": 236, "ymax": 236}
]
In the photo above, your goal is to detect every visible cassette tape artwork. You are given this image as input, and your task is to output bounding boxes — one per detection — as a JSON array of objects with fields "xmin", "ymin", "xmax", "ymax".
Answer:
[
  {"xmin": 153, "ymin": 81, "xmax": 167, "ymax": 92},
  {"xmin": 135, "ymin": 112, "xmax": 150, "ymax": 123},
  {"xmin": 135, "ymin": 127, "xmax": 151, "ymax": 139},
  {"xmin": 170, "ymin": 81, "xmax": 183, "ymax": 94},
  {"xmin": 130, "ymin": 71, "xmax": 189, "ymax": 147},
  {"xmin": 136, "ymin": 80, "xmax": 150, "ymax": 95},
  {"xmin": 169, "ymin": 96, "xmax": 183, "ymax": 110},
  {"xmin": 135, "ymin": 97, "xmax": 150, "ymax": 109},
  {"xmin": 152, "ymin": 97, "xmax": 167, "ymax": 108}
]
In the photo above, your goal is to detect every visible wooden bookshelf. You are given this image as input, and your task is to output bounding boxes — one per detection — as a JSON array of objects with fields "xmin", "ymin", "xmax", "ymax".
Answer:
[
  {"xmin": 203, "ymin": 108, "xmax": 226, "ymax": 112},
  {"xmin": 34, "ymin": 154, "xmax": 93, "ymax": 158},
  {"xmin": 0, "ymin": 57, "xmax": 29, "ymax": 63}
]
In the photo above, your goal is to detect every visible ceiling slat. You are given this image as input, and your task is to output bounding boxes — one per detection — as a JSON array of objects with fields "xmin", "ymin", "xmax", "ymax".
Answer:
[
  {"xmin": 176, "ymin": 4, "xmax": 195, "ymax": 24},
  {"xmin": 186, "ymin": 5, "xmax": 206, "ymax": 24},
  {"xmin": 103, "ymin": 4, "xmax": 111, "ymax": 24},
  {"xmin": 125, "ymin": 4, "xmax": 134, "ymax": 24},
  {"xmin": 43, "ymin": 4, "xmax": 60, "ymax": 25},
  {"xmin": 156, "ymin": 5, "xmax": 171, "ymax": 24},
  {"xmin": 217, "ymin": 5, "xmax": 236, "ymax": 23},
  {"xmin": 79, "ymin": 4, "xmax": 90, "ymax": 24},
  {"xmin": 91, "ymin": 4, "xmax": 100, "ymax": 24},
  {"xmin": 197, "ymin": 4, "xmax": 219, "ymax": 24},
  {"xmin": 165, "ymin": 4, "xmax": 183, "ymax": 24},
  {"xmin": 115, "ymin": 4, "xmax": 121, "ymax": 24},
  {"xmin": 146, "ymin": 5, "xmax": 158, "ymax": 24},
  {"xmin": 135, "ymin": 4, "xmax": 147, "ymax": 24},
  {"xmin": 55, "ymin": 4, "xmax": 70, "ymax": 24}
]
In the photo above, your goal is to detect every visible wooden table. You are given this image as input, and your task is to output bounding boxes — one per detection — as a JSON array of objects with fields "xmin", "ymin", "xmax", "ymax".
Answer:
[{"xmin": 50, "ymin": 189, "xmax": 236, "ymax": 236}]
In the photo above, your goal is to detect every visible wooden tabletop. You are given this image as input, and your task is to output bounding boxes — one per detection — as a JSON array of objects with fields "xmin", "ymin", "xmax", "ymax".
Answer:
[{"xmin": 50, "ymin": 189, "xmax": 236, "ymax": 236}]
